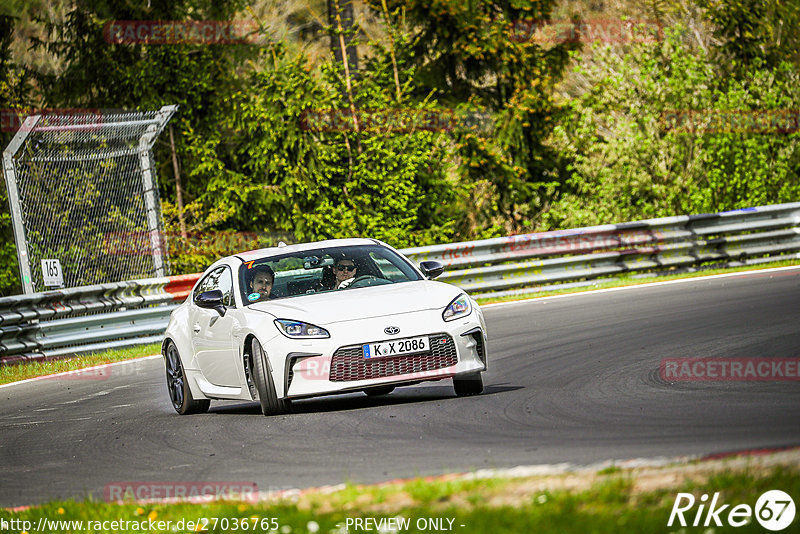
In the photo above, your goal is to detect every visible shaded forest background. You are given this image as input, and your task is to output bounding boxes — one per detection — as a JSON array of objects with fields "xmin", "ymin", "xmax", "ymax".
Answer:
[{"xmin": 0, "ymin": 0, "xmax": 798, "ymax": 295}]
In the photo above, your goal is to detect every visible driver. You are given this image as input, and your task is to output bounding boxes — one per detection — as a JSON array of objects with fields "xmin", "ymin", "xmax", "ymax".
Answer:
[
  {"xmin": 246, "ymin": 264, "xmax": 275, "ymax": 302},
  {"xmin": 333, "ymin": 256, "xmax": 358, "ymax": 289}
]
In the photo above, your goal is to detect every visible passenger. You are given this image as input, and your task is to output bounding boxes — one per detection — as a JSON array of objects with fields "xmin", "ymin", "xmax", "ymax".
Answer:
[{"xmin": 246, "ymin": 264, "xmax": 275, "ymax": 302}]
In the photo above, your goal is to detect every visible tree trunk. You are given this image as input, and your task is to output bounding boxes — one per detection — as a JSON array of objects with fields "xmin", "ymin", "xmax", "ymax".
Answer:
[
  {"xmin": 328, "ymin": 0, "xmax": 359, "ymax": 73},
  {"xmin": 169, "ymin": 125, "xmax": 187, "ymax": 239}
]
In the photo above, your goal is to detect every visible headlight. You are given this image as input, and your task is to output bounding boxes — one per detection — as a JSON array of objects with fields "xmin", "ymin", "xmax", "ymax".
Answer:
[
  {"xmin": 274, "ymin": 319, "xmax": 330, "ymax": 339},
  {"xmin": 442, "ymin": 294, "xmax": 472, "ymax": 322}
]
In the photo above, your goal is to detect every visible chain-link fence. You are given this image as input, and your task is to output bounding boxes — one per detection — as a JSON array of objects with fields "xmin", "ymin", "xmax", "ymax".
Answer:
[{"xmin": 2, "ymin": 106, "xmax": 176, "ymax": 293}]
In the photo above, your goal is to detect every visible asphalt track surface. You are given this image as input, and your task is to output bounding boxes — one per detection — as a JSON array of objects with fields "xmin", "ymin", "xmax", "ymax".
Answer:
[{"xmin": 2, "ymin": 268, "xmax": 800, "ymax": 507}]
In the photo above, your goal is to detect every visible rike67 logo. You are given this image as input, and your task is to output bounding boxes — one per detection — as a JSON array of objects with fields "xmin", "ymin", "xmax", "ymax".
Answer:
[{"xmin": 669, "ymin": 490, "xmax": 796, "ymax": 531}]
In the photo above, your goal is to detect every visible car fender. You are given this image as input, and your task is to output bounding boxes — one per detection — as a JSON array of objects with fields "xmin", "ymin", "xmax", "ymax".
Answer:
[
  {"xmin": 235, "ymin": 311, "xmax": 286, "ymax": 397},
  {"xmin": 162, "ymin": 302, "xmax": 213, "ymax": 400},
  {"xmin": 163, "ymin": 303, "xmax": 194, "ymax": 367}
]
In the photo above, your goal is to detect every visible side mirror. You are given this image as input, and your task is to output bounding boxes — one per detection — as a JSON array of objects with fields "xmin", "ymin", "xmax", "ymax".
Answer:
[
  {"xmin": 419, "ymin": 260, "xmax": 445, "ymax": 280},
  {"xmin": 194, "ymin": 289, "xmax": 226, "ymax": 316}
]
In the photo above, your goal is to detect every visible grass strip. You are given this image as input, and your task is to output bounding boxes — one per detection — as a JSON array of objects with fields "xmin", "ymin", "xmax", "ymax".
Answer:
[
  {"xmin": 2, "ymin": 458, "xmax": 798, "ymax": 533},
  {"xmin": 0, "ymin": 343, "xmax": 161, "ymax": 386}
]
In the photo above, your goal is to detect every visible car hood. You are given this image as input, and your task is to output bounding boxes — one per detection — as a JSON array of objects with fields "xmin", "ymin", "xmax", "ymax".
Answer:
[{"xmin": 247, "ymin": 280, "xmax": 462, "ymax": 325}]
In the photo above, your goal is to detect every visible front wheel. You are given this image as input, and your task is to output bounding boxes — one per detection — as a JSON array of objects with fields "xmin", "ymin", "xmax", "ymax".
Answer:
[
  {"xmin": 164, "ymin": 341, "xmax": 210, "ymax": 415},
  {"xmin": 453, "ymin": 372, "xmax": 483, "ymax": 397},
  {"xmin": 250, "ymin": 338, "xmax": 291, "ymax": 416}
]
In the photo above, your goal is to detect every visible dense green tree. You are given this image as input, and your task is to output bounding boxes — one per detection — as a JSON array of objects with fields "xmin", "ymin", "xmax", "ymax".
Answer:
[
  {"xmin": 0, "ymin": 14, "xmax": 29, "ymax": 295},
  {"xmin": 372, "ymin": 0, "xmax": 579, "ymax": 235},
  {"xmin": 21, "ymin": 0, "xmax": 266, "ymax": 276},
  {"xmin": 169, "ymin": 38, "xmax": 461, "ymax": 272},
  {"xmin": 546, "ymin": 28, "xmax": 800, "ymax": 229},
  {"xmin": 33, "ymin": 0, "xmax": 257, "ymax": 210},
  {"xmin": 699, "ymin": 0, "xmax": 800, "ymax": 75}
]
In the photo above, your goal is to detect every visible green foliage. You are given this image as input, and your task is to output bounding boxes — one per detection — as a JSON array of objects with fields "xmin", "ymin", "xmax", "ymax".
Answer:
[
  {"xmin": 0, "ymin": 14, "xmax": 25, "ymax": 295},
  {"xmin": 545, "ymin": 27, "xmax": 800, "ymax": 229},
  {"xmin": 181, "ymin": 41, "xmax": 460, "ymax": 257},
  {"xmin": 31, "ymin": 0, "xmax": 256, "ymax": 205},
  {"xmin": 22, "ymin": 0, "xmax": 261, "ymax": 276},
  {"xmin": 380, "ymin": 0, "xmax": 579, "ymax": 235},
  {"xmin": 699, "ymin": 0, "xmax": 800, "ymax": 75}
]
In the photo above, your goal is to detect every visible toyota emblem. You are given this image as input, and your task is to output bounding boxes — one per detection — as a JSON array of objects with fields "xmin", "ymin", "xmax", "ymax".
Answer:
[{"xmin": 384, "ymin": 326, "xmax": 400, "ymax": 335}]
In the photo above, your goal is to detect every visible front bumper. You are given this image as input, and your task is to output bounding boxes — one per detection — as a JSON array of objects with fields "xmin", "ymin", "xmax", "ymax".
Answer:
[{"xmin": 277, "ymin": 314, "xmax": 487, "ymax": 399}]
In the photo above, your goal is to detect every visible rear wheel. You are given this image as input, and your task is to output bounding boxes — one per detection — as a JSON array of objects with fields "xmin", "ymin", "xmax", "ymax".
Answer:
[
  {"xmin": 364, "ymin": 386, "xmax": 395, "ymax": 396},
  {"xmin": 165, "ymin": 342, "xmax": 210, "ymax": 415},
  {"xmin": 250, "ymin": 338, "xmax": 291, "ymax": 416},
  {"xmin": 453, "ymin": 372, "xmax": 484, "ymax": 397}
]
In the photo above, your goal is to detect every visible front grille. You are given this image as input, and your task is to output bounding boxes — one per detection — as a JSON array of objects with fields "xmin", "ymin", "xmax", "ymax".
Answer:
[{"xmin": 329, "ymin": 333, "xmax": 457, "ymax": 382}]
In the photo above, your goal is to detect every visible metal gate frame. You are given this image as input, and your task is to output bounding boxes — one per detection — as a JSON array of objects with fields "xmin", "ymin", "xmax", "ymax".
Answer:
[{"xmin": 1, "ymin": 105, "xmax": 177, "ymax": 294}]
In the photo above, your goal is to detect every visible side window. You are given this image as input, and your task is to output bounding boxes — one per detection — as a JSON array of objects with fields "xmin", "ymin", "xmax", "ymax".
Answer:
[
  {"xmin": 193, "ymin": 270, "xmax": 218, "ymax": 300},
  {"xmin": 218, "ymin": 267, "xmax": 234, "ymax": 307},
  {"xmin": 193, "ymin": 267, "xmax": 235, "ymax": 307},
  {"xmin": 370, "ymin": 252, "xmax": 406, "ymax": 282}
]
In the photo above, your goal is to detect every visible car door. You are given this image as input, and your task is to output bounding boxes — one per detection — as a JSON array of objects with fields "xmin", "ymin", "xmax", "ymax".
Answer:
[{"xmin": 189, "ymin": 266, "xmax": 241, "ymax": 387}]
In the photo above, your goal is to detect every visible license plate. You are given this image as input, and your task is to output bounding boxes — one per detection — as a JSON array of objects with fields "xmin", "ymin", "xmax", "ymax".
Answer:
[{"xmin": 363, "ymin": 336, "xmax": 429, "ymax": 359}]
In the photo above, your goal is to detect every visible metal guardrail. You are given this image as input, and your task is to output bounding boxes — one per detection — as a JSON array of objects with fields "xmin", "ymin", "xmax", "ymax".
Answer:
[
  {"xmin": 1, "ymin": 202, "xmax": 799, "ymax": 365},
  {"xmin": 0, "ymin": 277, "xmax": 190, "ymax": 364},
  {"xmin": 402, "ymin": 202, "xmax": 800, "ymax": 294}
]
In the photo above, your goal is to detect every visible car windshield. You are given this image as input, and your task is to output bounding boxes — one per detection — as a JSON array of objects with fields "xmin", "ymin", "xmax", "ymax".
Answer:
[{"xmin": 239, "ymin": 244, "xmax": 423, "ymax": 304}]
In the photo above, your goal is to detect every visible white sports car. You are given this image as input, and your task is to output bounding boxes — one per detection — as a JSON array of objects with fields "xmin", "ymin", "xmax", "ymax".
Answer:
[{"xmin": 161, "ymin": 238, "xmax": 488, "ymax": 415}]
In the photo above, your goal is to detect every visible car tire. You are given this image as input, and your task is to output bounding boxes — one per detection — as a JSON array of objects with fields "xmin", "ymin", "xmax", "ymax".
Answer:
[
  {"xmin": 364, "ymin": 386, "xmax": 395, "ymax": 396},
  {"xmin": 453, "ymin": 372, "xmax": 484, "ymax": 397},
  {"xmin": 165, "ymin": 341, "xmax": 210, "ymax": 415},
  {"xmin": 251, "ymin": 338, "xmax": 291, "ymax": 416}
]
